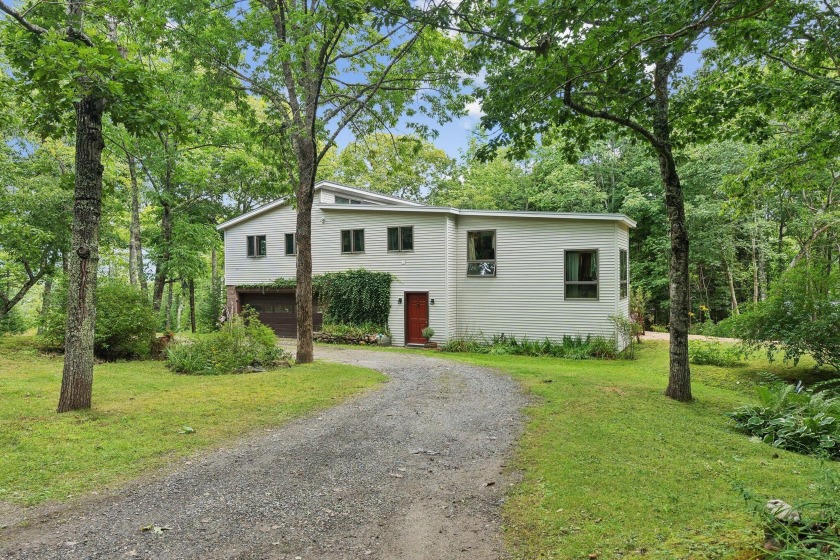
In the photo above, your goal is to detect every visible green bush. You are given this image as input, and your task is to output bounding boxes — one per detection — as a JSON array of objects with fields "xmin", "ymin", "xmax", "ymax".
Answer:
[
  {"xmin": 737, "ymin": 262, "xmax": 839, "ymax": 372},
  {"xmin": 167, "ymin": 309, "xmax": 289, "ymax": 375},
  {"xmin": 739, "ymin": 469, "xmax": 840, "ymax": 558},
  {"xmin": 728, "ymin": 382, "xmax": 840, "ymax": 460},
  {"xmin": 0, "ymin": 307, "xmax": 27, "ymax": 335},
  {"xmin": 442, "ymin": 332, "xmax": 617, "ymax": 359},
  {"xmin": 40, "ymin": 279, "xmax": 157, "ymax": 360},
  {"xmin": 689, "ymin": 341, "xmax": 744, "ymax": 367},
  {"xmin": 317, "ymin": 322, "xmax": 389, "ymax": 338}
]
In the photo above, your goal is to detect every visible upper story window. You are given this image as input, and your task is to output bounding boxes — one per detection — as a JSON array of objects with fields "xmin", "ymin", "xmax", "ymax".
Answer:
[
  {"xmin": 341, "ymin": 229, "xmax": 365, "ymax": 253},
  {"xmin": 565, "ymin": 250, "xmax": 598, "ymax": 299},
  {"xmin": 335, "ymin": 196, "xmax": 365, "ymax": 205},
  {"xmin": 246, "ymin": 235, "xmax": 266, "ymax": 257},
  {"xmin": 467, "ymin": 230, "xmax": 496, "ymax": 277},
  {"xmin": 620, "ymin": 249, "xmax": 628, "ymax": 299},
  {"xmin": 285, "ymin": 233, "xmax": 296, "ymax": 256},
  {"xmin": 387, "ymin": 226, "xmax": 413, "ymax": 252}
]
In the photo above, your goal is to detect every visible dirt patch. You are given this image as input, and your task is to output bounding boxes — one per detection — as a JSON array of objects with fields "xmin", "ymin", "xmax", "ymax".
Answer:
[{"xmin": 0, "ymin": 347, "xmax": 527, "ymax": 560}]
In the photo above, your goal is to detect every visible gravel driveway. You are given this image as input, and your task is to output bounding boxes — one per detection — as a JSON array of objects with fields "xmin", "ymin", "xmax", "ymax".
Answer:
[{"xmin": 0, "ymin": 347, "xmax": 527, "ymax": 560}]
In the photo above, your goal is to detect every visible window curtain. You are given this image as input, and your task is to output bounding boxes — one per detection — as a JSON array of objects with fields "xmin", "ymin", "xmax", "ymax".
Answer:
[
  {"xmin": 565, "ymin": 251, "xmax": 579, "ymax": 281},
  {"xmin": 468, "ymin": 233, "xmax": 478, "ymax": 261}
]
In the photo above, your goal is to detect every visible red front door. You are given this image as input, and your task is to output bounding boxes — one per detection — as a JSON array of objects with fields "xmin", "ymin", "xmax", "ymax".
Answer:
[{"xmin": 405, "ymin": 292, "xmax": 429, "ymax": 344}]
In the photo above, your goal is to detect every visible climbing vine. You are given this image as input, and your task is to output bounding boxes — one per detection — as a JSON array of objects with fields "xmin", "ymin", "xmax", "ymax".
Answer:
[{"xmin": 314, "ymin": 269, "xmax": 393, "ymax": 329}]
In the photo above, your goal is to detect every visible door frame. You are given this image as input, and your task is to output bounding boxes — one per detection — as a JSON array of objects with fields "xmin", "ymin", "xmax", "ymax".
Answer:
[{"xmin": 403, "ymin": 291, "xmax": 429, "ymax": 346}]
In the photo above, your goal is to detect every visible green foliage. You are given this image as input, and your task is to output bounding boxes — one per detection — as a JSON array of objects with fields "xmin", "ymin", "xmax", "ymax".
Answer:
[
  {"xmin": 317, "ymin": 323, "xmax": 390, "ymax": 338},
  {"xmin": 729, "ymin": 382, "xmax": 840, "ymax": 460},
  {"xmin": 421, "ymin": 326, "xmax": 435, "ymax": 339},
  {"xmin": 737, "ymin": 262, "xmax": 840, "ymax": 372},
  {"xmin": 689, "ymin": 341, "xmax": 745, "ymax": 367},
  {"xmin": 0, "ymin": 307, "xmax": 27, "ymax": 335},
  {"xmin": 442, "ymin": 332, "xmax": 617, "ymax": 359},
  {"xmin": 40, "ymin": 279, "xmax": 156, "ymax": 360},
  {"xmin": 166, "ymin": 309, "xmax": 288, "ymax": 375},
  {"xmin": 739, "ymin": 470, "xmax": 840, "ymax": 559},
  {"xmin": 609, "ymin": 315, "xmax": 640, "ymax": 360},
  {"xmin": 197, "ymin": 277, "xmax": 224, "ymax": 332},
  {"xmin": 314, "ymin": 269, "xmax": 393, "ymax": 328}
]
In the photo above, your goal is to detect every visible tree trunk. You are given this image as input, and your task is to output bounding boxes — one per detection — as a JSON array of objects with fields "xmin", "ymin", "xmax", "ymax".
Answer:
[
  {"xmin": 37, "ymin": 277, "xmax": 53, "ymax": 335},
  {"xmin": 189, "ymin": 279, "xmax": 196, "ymax": 333},
  {"xmin": 165, "ymin": 279, "xmax": 173, "ymax": 331},
  {"xmin": 152, "ymin": 202, "xmax": 172, "ymax": 311},
  {"xmin": 58, "ymin": 94, "xmax": 106, "ymax": 413},
  {"xmin": 295, "ymin": 140, "xmax": 317, "ymax": 364},
  {"xmin": 724, "ymin": 260, "xmax": 739, "ymax": 315},
  {"xmin": 653, "ymin": 62, "xmax": 691, "ymax": 402},
  {"xmin": 127, "ymin": 153, "xmax": 144, "ymax": 292}
]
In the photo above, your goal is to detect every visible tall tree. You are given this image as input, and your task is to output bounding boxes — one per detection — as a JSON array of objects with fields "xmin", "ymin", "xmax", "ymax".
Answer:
[
  {"xmin": 172, "ymin": 0, "xmax": 466, "ymax": 362},
  {"xmin": 1, "ymin": 0, "xmax": 161, "ymax": 411},
  {"xmin": 429, "ymin": 0, "xmax": 780, "ymax": 401}
]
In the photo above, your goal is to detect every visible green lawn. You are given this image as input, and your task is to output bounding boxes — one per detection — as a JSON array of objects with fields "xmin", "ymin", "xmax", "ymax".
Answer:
[
  {"xmin": 436, "ymin": 341, "xmax": 838, "ymax": 560},
  {"xmin": 0, "ymin": 336, "xmax": 385, "ymax": 506}
]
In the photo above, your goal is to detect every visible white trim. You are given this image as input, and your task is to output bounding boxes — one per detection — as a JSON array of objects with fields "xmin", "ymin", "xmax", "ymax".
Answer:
[
  {"xmin": 320, "ymin": 204, "xmax": 636, "ymax": 228},
  {"xmin": 217, "ymin": 197, "xmax": 291, "ymax": 231}
]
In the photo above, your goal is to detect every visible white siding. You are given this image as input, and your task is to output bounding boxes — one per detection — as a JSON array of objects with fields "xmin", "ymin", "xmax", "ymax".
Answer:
[
  {"xmin": 454, "ymin": 216, "xmax": 620, "ymax": 342},
  {"xmin": 313, "ymin": 204, "xmax": 449, "ymax": 346},
  {"xmin": 319, "ymin": 190, "xmax": 336, "ymax": 203},
  {"xmin": 223, "ymin": 205, "xmax": 299, "ymax": 285},
  {"xmin": 445, "ymin": 216, "xmax": 457, "ymax": 343}
]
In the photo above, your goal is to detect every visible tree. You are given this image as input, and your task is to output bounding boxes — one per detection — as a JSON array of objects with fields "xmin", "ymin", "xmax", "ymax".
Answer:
[
  {"xmin": 1, "ymin": 0, "xmax": 162, "ymax": 411},
  {"xmin": 172, "ymin": 0, "xmax": 466, "ymax": 362},
  {"xmin": 430, "ymin": 0, "xmax": 780, "ymax": 401},
  {"xmin": 320, "ymin": 133, "xmax": 456, "ymax": 201}
]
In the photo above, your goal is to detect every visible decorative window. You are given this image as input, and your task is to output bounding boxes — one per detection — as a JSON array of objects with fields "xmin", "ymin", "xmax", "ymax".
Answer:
[
  {"xmin": 246, "ymin": 235, "xmax": 266, "ymax": 257},
  {"xmin": 387, "ymin": 226, "xmax": 414, "ymax": 251},
  {"xmin": 285, "ymin": 233, "xmax": 296, "ymax": 256},
  {"xmin": 467, "ymin": 230, "xmax": 496, "ymax": 276},
  {"xmin": 565, "ymin": 250, "xmax": 598, "ymax": 299},
  {"xmin": 620, "ymin": 249, "xmax": 628, "ymax": 299},
  {"xmin": 341, "ymin": 229, "xmax": 365, "ymax": 253}
]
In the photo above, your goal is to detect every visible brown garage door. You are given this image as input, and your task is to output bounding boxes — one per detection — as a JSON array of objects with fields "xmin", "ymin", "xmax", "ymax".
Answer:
[{"xmin": 238, "ymin": 292, "xmax": 322, "ymax": 338}]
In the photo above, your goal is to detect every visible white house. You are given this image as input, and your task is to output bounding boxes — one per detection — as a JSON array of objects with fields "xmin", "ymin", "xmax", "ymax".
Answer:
[{"xmin": 217, "ymin": 181, "xmax": 635, "ymax": 346}]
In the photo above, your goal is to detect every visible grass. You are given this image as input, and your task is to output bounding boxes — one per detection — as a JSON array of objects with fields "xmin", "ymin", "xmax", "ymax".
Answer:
[
  {"xmin": 0, "ymin": 335, "xmax": 385, "ymax": 506},
  {"xmin": 434, "ymin": 340, "xmax": 839, "ymax": 560}
]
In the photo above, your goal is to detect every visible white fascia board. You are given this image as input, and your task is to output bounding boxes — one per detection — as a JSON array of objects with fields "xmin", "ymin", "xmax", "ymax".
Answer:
[
  {"xmin": 320, "ymin": 204, "xmax": 636, "ymax": 228},
  {"xmin": 314, "ymin": 180, "xmax": 426, "ymax": 206},
  {"xmin": 216, "ymin": 197, "xmax": 291, "ymax": 231}
]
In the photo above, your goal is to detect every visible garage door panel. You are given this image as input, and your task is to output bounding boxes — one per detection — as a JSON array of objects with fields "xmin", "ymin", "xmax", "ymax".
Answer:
[{"xmin": 239, "ymin": 292, "xmax": 322, "ymax": 337}]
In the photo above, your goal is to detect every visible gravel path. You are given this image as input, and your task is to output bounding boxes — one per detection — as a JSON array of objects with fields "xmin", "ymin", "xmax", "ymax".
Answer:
[{"xmin": 0, "ymin": 347, "xmax": 527, "ymax": 560}]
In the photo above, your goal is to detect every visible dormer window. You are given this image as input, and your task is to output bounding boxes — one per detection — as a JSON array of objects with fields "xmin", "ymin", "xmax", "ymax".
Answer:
[{"xmin": 335, "ymin": 196, "xmax": 365, "ymax": 205}]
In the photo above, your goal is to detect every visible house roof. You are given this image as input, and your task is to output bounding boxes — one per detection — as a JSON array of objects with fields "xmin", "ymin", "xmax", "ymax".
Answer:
[
  {"xmin": 216, "ymin": 181, "xmax": 423, "ymax": 231},
  {"xmin": 217, "ymin": 180, "xmax": 636, "ymax": 230}
]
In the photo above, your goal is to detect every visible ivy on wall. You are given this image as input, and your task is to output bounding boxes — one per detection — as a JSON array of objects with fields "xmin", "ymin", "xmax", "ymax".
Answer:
[
  {"xmin": 234, "ymin": 270, "xmax": 394, "ymax": 328},
  {"xmin": 315, "ymin": 269, "xmax": 394, "ymax": 329}
]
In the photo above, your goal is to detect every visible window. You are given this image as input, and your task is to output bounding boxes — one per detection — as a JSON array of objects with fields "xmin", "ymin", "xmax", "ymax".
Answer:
[
  {"xmin": 285, "ymin": 233, "xmax": 296, "ymax": 256},
  {"xmin": 341, "ymin": 229, "xmax": 365, "ymax": 253},
  {"xmin": 246, "ymin": 235, "xmax": 266, "ymax": 257},
  {"xmin": 620, "ymin": 249, "xmax": 628, "ymax": 299},
  {"xmin": 565, "ymin": 250, "xmax": 598, "ymax": 299},
  {"xmin": 335, "ymin": 196, "xmax": 364, "ymax": 205},
  {"xmin": 387, "ymin": 226, "xmax": 413, "ymax": 251},
  {"xmin": 467, "ymin": 230, "xmax": 496, "ymax": 276}
]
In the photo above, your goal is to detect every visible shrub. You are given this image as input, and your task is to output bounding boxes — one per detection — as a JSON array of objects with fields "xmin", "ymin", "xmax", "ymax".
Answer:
[
  {"xmin": 442, "ymin": 332, "xmax": 617, "ymax": 359},
  {"xmin": 40, "ymin": 279, "xmax": 156, "ymax": 360},
  {"xmin": 167, "ymin": 309, "xmax": 289, "ymax": 375},
  {"xmin": 317, "ymin": 322, "xmax": 389, "ymax": 337},
  {"xmin": 736, "ymin": 261, "xmax": 839, "ymax": 372},
  {"xmin": 650, "ymin": 324, "xmax": 668, "ymax": 333},
  {"xmin": 689, "ymin": 341, "xmax": 744, "ymax": 367},
  {"xmin": 738, "ymin": 469, "xmax": 840, "ymax": 558},
  {"xmin": 0, "ymin": 307, "xmax": 27, "ymax": 335},
  {"xmin": 728, "ymin": 382, "xmax": 840, "ymax": 460}
]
